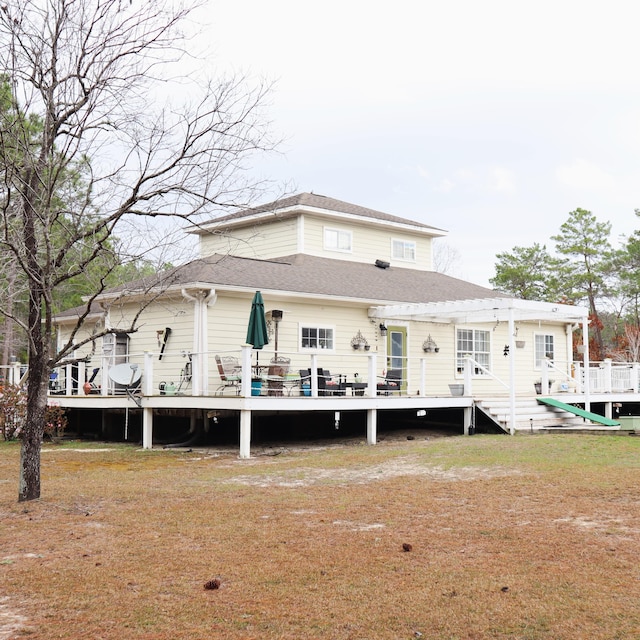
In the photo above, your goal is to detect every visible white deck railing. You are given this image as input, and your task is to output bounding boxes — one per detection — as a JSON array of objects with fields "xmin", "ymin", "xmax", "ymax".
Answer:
[{"xmin": 9, "ymin": 351, "xmax": 639, "ymax": 399}]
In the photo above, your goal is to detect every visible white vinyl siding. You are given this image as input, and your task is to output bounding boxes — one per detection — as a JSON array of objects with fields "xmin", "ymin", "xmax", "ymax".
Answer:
[
  {"xmin": 198, "ymin": 218, "xmax": 298, "ymax": 259},
  {"xmin": 302, "ymin": 215, "xmax": 434, "ymax": 270}
]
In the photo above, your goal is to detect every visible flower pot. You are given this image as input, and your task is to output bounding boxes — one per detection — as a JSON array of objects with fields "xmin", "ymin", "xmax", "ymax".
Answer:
[{"xmin": 449, "ymin": 383, "xmax": 464, "ymax": 396}]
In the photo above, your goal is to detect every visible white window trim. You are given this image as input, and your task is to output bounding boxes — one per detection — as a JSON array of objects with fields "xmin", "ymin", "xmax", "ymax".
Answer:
[
  {"xmin": 323, "ymin": 226, "xmax": 352, "ymax": 253},
  {"xmin": 299, "ymin": 323, "xmax": 336, "ymax": 352},
  {"xmin": 455, "ymin": 326, "xmax": 491, "ymax": 378},
  {"xmin": 391, "ymin": 238, "xmax": 416, "ymax": 262},
  {"xmin": 534, "ymin": 332, "xmax": 555, "ymax": 370}
]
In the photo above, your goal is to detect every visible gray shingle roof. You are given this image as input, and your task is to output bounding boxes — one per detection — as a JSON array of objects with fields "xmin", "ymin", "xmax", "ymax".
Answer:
[
  {"xmin": 128, "ymin": 253, "xmax": 496, "ymax": 303},
  {"xmin": 197, "ymin": 192, "xmax": 445, "ymax": 233},
  {"xmin": 54, "ymin": 252, "xmax": 504, "ymax": 322}
]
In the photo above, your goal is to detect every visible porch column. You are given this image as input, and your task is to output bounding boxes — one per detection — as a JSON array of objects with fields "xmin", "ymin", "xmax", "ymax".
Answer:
[
  {"xmin": 367, "ymin": 354, "xmax": 377, "ymax": 397},
  {"xmin": 508, "ymin": 308, "xmax": 516, "ymax": 436},
  {"xmin": 582, "ymin": 314, "xmax": 590, "ymax": 412},
  {"xmin": 143, "ymin": 352, "xmax": 154, "ymax": 396},
  {"xmin": 367, "ymin": 409, "xmax": 377, "ymax": 444},
  {"xmin": 142, "ymin": 407, "xmax": 153, "ymax": 449},
  {"xmin": 78, "ymin": 361, "xmax": 86, "ymax": 394},
  {"xmin": 241, "ymin": 345, "xmax": 252, "ymax": 398},
  {"xmin": 603, "ymin": 359, "xmax": 612, "ymax": 393},
  {"xmin": 419, "ymin": 358, "xmax": 427, "ymax": 396},
  {"xmin": 239, "ymin": 409, "xmax": 252, "ymax": 458},
  {"xmin": 310, "ymin": 353, "xmax": 319, "ymax": 397}
]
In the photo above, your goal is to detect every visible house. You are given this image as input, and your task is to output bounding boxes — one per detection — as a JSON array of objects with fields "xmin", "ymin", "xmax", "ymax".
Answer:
[{"xmin": 52, "ymin": 193, "xmax": 609, "ymax": 455}]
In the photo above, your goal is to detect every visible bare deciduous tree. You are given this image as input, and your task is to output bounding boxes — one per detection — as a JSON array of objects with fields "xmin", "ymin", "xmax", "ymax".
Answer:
[{"xmin": 0, "ymin": 0, "xmax": 277, "ymax": 501}]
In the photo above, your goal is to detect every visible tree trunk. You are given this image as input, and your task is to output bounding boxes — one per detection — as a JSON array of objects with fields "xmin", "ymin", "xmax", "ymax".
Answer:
[
  {"xmin": 18, "ymin": 173, "xmax": 49, "ymax": 502},
  {"xmin": 18, "ymin": 348, "xmax": 49, "ymax": 502}
]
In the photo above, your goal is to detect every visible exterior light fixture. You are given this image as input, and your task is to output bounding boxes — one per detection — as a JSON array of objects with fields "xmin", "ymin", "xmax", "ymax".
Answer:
[
  {"xmin": 503, "ymin": 345, "xmax": 510, "ymax": 357},
  {"xmin": 422, "ymin": 335, "xmax": 439, "ymax": 353},
  {"xmin": 379, "ymin": 323, "xmax": 388, "ymax": 336}
]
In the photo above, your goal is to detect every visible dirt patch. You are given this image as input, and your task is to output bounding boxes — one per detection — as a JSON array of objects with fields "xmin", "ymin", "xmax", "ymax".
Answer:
[
  {"xmin": 226, "ymin": 455, "xmax": 521, "ymax": 487},
  {"xmin": 0, "ymin": 597, "xmax": 26, "ymax": 640}
]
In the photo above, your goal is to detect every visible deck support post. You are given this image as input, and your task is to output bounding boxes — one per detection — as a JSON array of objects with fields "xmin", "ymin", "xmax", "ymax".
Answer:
[
  {"xmin": 142, "ymin": 407, "xmax": 153, "ymax": 449},
  {"xmin": 604, "ymin": 402, "xmax": 613, "ymax": 420},
  {"xmin": 463, "ymin": 406, "xmax": 472, "ymax": 435},
  {"xmin": 367, "ymin": 408, "xmax": 377, "ymax": 444},
  {"xmin": 239, "ymin": 409, "xmax": 251, "ymax": 458}
]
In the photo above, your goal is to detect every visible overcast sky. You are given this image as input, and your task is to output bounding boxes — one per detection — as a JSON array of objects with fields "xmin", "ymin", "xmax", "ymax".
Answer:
[{"xmin": 195, "ymin": 0, "xmax": 640, "ymax": 287}]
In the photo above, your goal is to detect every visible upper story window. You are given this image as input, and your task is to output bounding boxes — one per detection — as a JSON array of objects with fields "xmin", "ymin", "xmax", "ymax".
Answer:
[
  {"xmin": 300, "ymin": 325, "xmax": 334, "ymax": 350},
  {"xmin": 535, "ymin": 334, "xmax": 555, "ymax": 368},
  {"xmin": 324, "ymin": 227, "xmax": 352, "ymax": 253},
  {"xmin": 392, "ymin": 239, "xmax": 416, "ymax": 262},
  {"xmin": 456, "ymin": 328, "xmax": 490, "ymax": 375}
]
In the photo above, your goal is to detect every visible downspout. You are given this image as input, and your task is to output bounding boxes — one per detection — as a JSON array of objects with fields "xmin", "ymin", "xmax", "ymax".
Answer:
[{"xmin": 182, "ymin": 288, "xmax": 216, "ymax": 395}]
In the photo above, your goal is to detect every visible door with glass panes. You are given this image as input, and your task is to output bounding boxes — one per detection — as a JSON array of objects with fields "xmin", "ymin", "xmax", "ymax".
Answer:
[{"xmin": 386, "ymin": 326, "xmax": 407, "ymax": 392}]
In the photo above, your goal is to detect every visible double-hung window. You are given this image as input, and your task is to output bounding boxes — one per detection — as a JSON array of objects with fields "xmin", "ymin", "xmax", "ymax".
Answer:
[
  {"xmin": 456, "ymin": 328, "xmax": 490, "ymax": 374},
  {"xmin": 391, "ymin": 239, "xmax": 416, "ymax": 262},
  {"xmin": 324, "ymin": 227, "xmax": 352, "ymax": 253},
  {"xmin": 535, "ymin": 334, "xmax": 554, "ymax": 368},
  {"xmin": 301, "ymin": 326, "xmax": 334, "ymax": 350}
]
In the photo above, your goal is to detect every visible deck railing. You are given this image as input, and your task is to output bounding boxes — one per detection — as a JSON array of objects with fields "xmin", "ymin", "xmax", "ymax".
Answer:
[{"xmin": 20, "ymin": 351, "xmax": 640, "ymax": 399}]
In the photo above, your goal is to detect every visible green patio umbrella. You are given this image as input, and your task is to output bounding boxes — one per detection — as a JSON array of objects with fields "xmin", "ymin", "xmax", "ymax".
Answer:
[{"xmin": 246, "ymin": 291, "xmax": 269, "ymax": 370}]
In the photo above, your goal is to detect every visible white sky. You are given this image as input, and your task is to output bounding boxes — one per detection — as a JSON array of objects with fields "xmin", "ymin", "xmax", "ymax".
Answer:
[{"xmin": 193, "ymin": 0, "xmax": 640, "ymax": 287}]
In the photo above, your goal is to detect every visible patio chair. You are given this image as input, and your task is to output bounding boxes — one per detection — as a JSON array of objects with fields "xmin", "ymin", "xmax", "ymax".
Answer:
[
  {"xmin": 83, "ymin": 367, "xmax": 101, "ymax": 394},
  {"xmin": 318, "ymin": 368, "xmax": 345, "ymax": 396},
  {"xmin": 49, "ymin": 372, "xmax": 64, "ymax": 395},
  {"xmin": 215, "ymin": 355, "xmax": 242, "ymax": 395},
  {"xmin": 377, "ymin": 368, "xmax": 402, "ymax": 395},
  {"xmin": 299, "ymin": 368, "xmax": 312, "ymax": 396},
  {"xmin": 267, "ymin": 356, "xmax": 291, "ymax": 396}
]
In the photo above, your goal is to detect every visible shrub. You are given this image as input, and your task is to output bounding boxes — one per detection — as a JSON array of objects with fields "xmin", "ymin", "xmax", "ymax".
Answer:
[
  {"xmin": 0, "ymin": 385, "xmax": 67, "ymax": 441},
  {"xmin": 0, "ymin": 384, "xmax": 26, "ymax": 440}
]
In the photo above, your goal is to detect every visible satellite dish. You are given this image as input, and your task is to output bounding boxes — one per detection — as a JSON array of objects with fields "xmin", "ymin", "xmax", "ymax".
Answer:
[{"xmin": 108, "ymin": 363, "xmax": 142, "ymax": 387}]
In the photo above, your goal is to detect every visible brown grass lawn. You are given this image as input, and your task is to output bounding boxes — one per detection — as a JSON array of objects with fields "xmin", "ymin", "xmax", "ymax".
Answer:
[{"xmin": 1, "ymin": 432, "xmax": 639, "ymax": 639}]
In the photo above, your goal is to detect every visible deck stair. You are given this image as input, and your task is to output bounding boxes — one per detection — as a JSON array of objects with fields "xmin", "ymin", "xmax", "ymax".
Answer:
[{"xmin": 475, "ymin": 396, "xmax": 615, "ymax": 433}]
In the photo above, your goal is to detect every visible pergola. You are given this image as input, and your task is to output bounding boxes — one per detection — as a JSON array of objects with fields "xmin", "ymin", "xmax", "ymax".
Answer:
[{"xmin": 369, "ymin": 297, "xmax": 591, "ymax": 434}]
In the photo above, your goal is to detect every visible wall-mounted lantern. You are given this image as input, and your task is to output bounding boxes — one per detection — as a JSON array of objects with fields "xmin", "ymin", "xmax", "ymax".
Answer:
[{"xmin": 379, "ymin": 323, "xmax": 388, "ymax": 336}]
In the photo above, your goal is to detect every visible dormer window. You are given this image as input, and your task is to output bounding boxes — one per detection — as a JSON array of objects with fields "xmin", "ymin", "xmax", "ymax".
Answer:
[
  {"xmin": 324, "ymin": 227, "xmax": 352, "ymax": 253},
  {"xmin": 392, "ymin": 239, "xmax": 416, "ymax": 262}
]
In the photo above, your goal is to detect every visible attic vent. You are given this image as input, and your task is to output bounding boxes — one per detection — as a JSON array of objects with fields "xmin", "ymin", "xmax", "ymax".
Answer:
[{"xmin": 375, "ymin": 259, "xmax": 390, "ymax": 269}]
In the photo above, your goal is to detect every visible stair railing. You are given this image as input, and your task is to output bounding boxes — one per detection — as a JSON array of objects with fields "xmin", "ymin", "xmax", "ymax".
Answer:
[{"xmin": 463, "ymin": 355, "xmax": 509, "ymax": 396}]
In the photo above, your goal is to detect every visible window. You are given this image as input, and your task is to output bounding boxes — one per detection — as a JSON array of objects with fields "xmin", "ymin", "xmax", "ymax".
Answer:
[
  {"xmin": 456, "ymin": 328, "xmax": 490, "ymax": 374},
  {"xmin": 324, "ymin": 227, "xmax": 352, "ymax": 252},
  {"xmin": 535, "ymin": 334, "xmax": 554, "ymax": 368},
  {"xmin": 301, "ymin": 326, "xmax": 334, "ymax": 350},
  {"xmin": 392, "ymin": 239, "xmax": 416, "ymax": 261}
]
